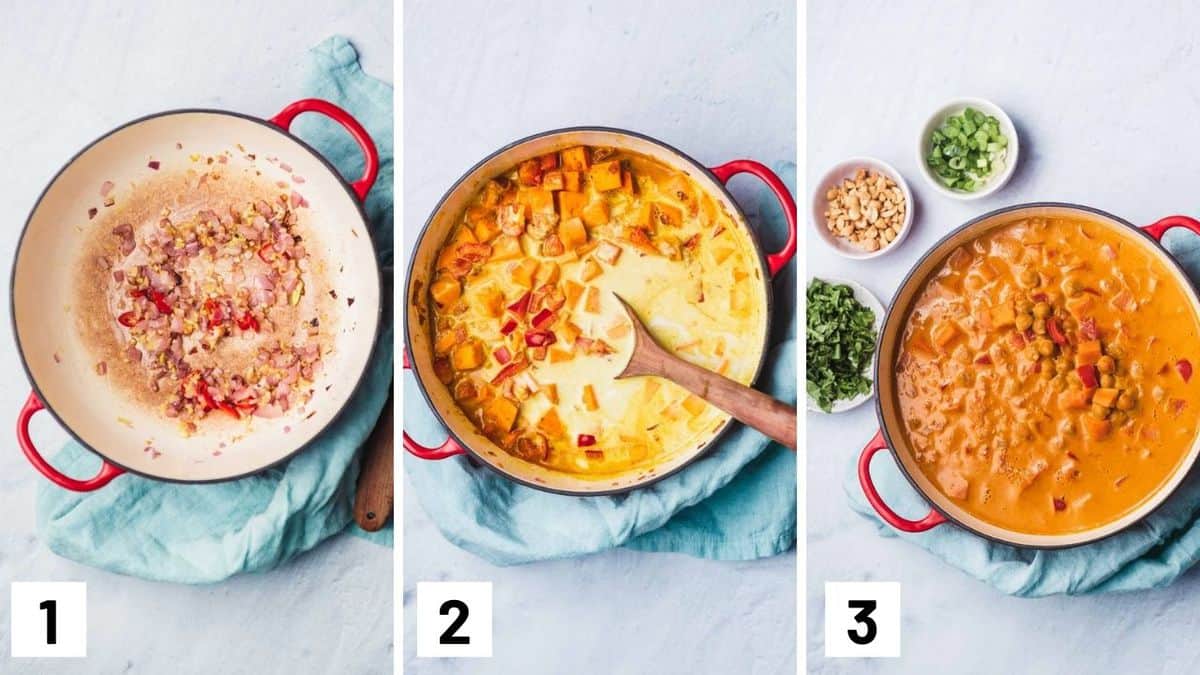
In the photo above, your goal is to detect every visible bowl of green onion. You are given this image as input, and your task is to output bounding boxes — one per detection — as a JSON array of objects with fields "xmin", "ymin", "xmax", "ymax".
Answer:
[{"xmin": 917, "ymin": 97, "xmax": 1017, "ymax": 200}]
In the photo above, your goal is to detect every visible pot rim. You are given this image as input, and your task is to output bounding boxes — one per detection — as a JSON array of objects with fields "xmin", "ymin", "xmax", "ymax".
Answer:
[
  {"xmin": 873, "ymin": 201, "xmax": 1200, "ymax": 549},
  {"xmin": 10, "ymin": 106, "xmax": 385, "ymax": 484},
  {"xmin": 404, "ymin": 125, "xmax": 781, "ymax": 496}
]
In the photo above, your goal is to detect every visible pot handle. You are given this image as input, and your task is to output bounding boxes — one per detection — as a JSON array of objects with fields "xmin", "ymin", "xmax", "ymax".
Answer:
[
  {"xmin": 17, "ymin": 392, "xmax": 124, "ymax": 491},
  {"xmin": 401, "ymin": 349, "xmax": 467, "ymax": 460},
  {"xmin": 708, "ymin": 160, "xmax": 797, "ymax": 277},
  {"xmin": 1143, "ymin": 214, "xmax": 1200, "ymax": 241},
  {"xmin": 858, "ymin": 429, "xmax": 946, "ymax": 533},
  {"xmin": 269, "ymin": 98, "xmax": 380, "ymax": 202}
]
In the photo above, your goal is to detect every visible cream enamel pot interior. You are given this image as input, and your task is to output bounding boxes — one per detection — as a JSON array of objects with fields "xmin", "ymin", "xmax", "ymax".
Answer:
[
  {"xmin": 12, "ymin": 100, "xmax": 382, "ymax": 489},
  {"xmin": 859, "ymin": 203, "xmax": 1200, "ymax": 548},
  {"xmin": 404, "ymin": 127, "xmax": 796, "ymax": 495}
]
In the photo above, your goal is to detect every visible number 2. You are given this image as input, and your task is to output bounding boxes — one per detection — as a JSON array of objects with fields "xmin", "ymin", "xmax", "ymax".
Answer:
[
  {"xmin": 39, "ymin": 599, "xmax": 57, "ymax": 645},
  {"xmin": 847, "ymin": 599, "xmax": 877, "ymax": 645},
  {"xmin": 439, "ymin": 599, "xmax": 470, "ymax": 645}
]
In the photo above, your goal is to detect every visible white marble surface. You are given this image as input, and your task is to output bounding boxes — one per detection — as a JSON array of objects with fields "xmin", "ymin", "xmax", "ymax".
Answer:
[
  {"xmin": 402, "ymin": 1, "xmax": 795, "ymax": 673},
  {"xmin": 809, "ymin": 1, "xmax": 1200, "ymax": 672},
  {"xmin": 0, "ymin": 2, "xmax": 392, "ymax": 673}
]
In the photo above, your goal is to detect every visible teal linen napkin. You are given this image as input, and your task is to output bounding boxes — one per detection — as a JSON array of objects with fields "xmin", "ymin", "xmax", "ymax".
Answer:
[
  {"xmin": 34, "ymin": 36, "xmax": 393, "ymax": 584},
  {"xmin": 844, "ymin": 226, "xmax": 1200, "ymax": 597},
  {"xmin": 404, "ymin": 164, "xmax": 797, "ymax": 566}
]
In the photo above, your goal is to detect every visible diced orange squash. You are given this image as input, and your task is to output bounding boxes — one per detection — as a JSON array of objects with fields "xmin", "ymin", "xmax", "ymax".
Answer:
[
  {"xmin": 990, "ymin": 303, "xmax": 1016, "ymax": 328},
  {"xmin": 473, "ymin": 217, "xmax": 501, "ymax": 243},
  {"xmin": 642, "ymin": 379, "xmax": 661, "ymax": 399},
  {"xmin": 511, "ymin": 258, "xmax": 539, "ymax": 288},
  {"xmin": 542, "ymin": 170, "xmax": 565, "ymax": 191},
  {"xmin": 1065, "ymin": 294, "xmax": 1094, "ymax": 319},
  {"xmin": 549, "ymin": 348, "xmax": 573, "ymax": 363},
  {"xmin": 607, "ymin": 321, "xmax": 631, "ymax": 339},
  {"xmin": 1077, "ymin": 340, "xmax": 1103, "ymax": 366},
  {"xmin": 1111, "ymin": 290, "xmax": 1136, "ymax": 312},
  {"xmin": 481, "ymin": 180, "xmax": 506, "ymax": 208},
  {"xmin": 482, "ymin": 397, "xmax": 519, "ymax": 432},
  {"xmin": 1059, "ymin": 388, "xmax": 1094, "ymax": 410},
  {"xmin": 582, "ymin": 384, "xmax": 598, "ymax": 411},
  {"xmin": 430, "ymin": 276, "xmax": 460, "ymax": 307},
  {"xmin": 558, "ymin": 191, "xmax": 588, "ymax": 220},
  {"xmin": 561, "ymin": 146, "xmax": 590, "ymax": 172},
  {"xmin": 490, "ymin": 234, "xmax": 522, "ymax": 261},
  {"xmin": 542, "ymin": 383, "xmax": 558, "ymax": 403},
  {"xmin": 518, "ymin": 188, "xmax": 555, "ymax": 217},
  {"xmin": 434, "ymin": 330, "xmax": 460, "ymax": 355},
  {"xmin": 661, "ymin": 174, "xmax": 696, "ymax": 205},
  {"xmin": 1093, "ymin": 388, "xmax": 1120, "ymax": 408},
  {"xmin": 584, "ymin": 286, "xmax": 601, "ymax": 314},
  {"xmin": 496, "ymin": 203, "xmax": 525, "ymax": 234},
  {"xmin": 620, "ymin": 170, "xmax": 635, "ymax": 194},
  {"xmin": 534, "ymin": 261, "xmax": 560, "ymax": 286},
  {"xmin": 579, "ymin": 258, "xmax": 603, "ymax": 282},
  {"xmin": 518, "ymin": 159, "xmax": 542, "ymax": 186},
  {"xmin": 1081, "ymin": 414, "xmax": 1112, "ymax": 440},
  {"xmin": 563, "ymin": 171, "xmax": 582, "ymax": 192},
  {"xmin": 931, "ymin": 321, "xmax": 960, "ymax": 350},
  {"xmin": 589, "ymin": 160, "xmax": 623, "ymax": 192},
  {"xmin": 563, "ymin": 281, "xmax": 584, "ymax": 309},
  {"xmin": 712, "ymin": 246, "xmax": 734, "ymax": 265},
  {"xmin": 595, "ymin": 240, "xmax": 622, "ymax": 265},
  {"xmin": 472, "ymin": 286, "xmax": 505, "ymax": 317},
  {"xmin": 451, "ymin": 340, "xmax": 485, "ymax": 371},
  {"xmin": 639, "ymin": 201, "xmax": 683, "ymax": 229},
  {"xmin": 559, "ymin": 321, "xmax": 582, "ymax": 345},
  {"xmin": 537, "ymin": 409, "xmax": 565, "ymax": 438},
  {"xmin": 581, "ymin": 200, "xmax": 610, "ymax": 227},
  {"xmin": 681, "ymin": 395, "xmax": 706, "ymax": 417},
  {"xmin": 559, "ymin": 216, "xmax": 589, "ymax": 250},
  {"xmin": 538, "ymin": 153, "xmax": 559, "ymax": 170},
  {"xmin": 452, "ymin": 227, "xmax": 477, "ymax": 246}
]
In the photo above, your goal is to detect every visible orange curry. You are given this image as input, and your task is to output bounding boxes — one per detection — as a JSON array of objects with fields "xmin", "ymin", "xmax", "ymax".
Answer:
[{"xmin": 896, "ymin": 216, "xmax": 1200, "ymax": 534}]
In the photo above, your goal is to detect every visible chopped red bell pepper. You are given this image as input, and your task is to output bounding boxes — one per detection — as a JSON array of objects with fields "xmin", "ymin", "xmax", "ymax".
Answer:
[
  {"xmin": 507, "ymin": 292, "xmax": 532, "ymax": 317},
  {"xmin": 258, "ymin": 243, "xmax": 276, "ymax": 263},
  {"xmin": 1077, "ymin": 365, "xmax": 1099, "ymax": 389},
  {"xmin": 1047, "ymin": 318, "xmax": 1068, "ymax": 346},
  {"xmin": 490, "ymin": 360, "xmax": 528, "ymax": 385},
  {"xmin": 217, "ymin": 402, "xmax": 241, "ymax": 419},
  {"xmin": 117, "ymin": 311, "xmax": 138, "ymax": 328},
  {"xmin": 577, "ymin": 434, "xmax": 597, "ymax": 447},
  {"xmin": 195, "ymin": 379, "xmax": 218, "ymax": 411},
  {"xmin": 493, "ymin": 346, "xmax": 512, "ymax": 365},
  {"xmin": 974, "ymin": 354, "xmax": 993, "ymax": 365},
  {"xmin": 128, "ymin": 288, "xmax": 146, "ymax": 299},
  {"xmin": 1053, "ymin": 497, "xmax": 1067, "ymax": 512},
  {"xmin": 236, "ymin": 312, "xmax": 260, "ymax": 332},
  {"xmin": 531, "ymin": 309, "xmax": 555, "ymax": 330},
  {"xmin": 235, "ymin": 395, "xmax": 258, "ymax": 410},
  {"xmin": 204, "ymin": 298, "xmax": 224, "ymax": 325},
  {"xmin": 499, "ymin": 319, "xmax": 518, "ymax": 336},
  {"xmin": 1079, "ymin": 317, "xmax": 1099, "ymax": 340},
  {"xmin": 149, "ymin": 289, "xmax": 172, "ymax": 314},
  {"xmin": 1177, "ymin": 359, "xmax": 1193, "ymax": 383},
  {"xmin": 524, "ymin": 330, "xmax": 557, "ymax": 347}
]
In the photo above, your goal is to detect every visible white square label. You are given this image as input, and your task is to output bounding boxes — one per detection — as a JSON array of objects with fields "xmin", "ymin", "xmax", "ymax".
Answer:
[
  {"xmin": 415, "ymin": 581, "xmax": 492, "ymax": 658},
  {"xmin": 824, "ymin": 581, "xmax": 901, "ymax": 658},
  {"xmin": 10, "ymin": 582, "xmax": 87, "ymax": 658}
]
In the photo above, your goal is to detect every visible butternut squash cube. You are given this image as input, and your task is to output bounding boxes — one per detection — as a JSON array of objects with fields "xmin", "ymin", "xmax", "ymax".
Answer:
[
  {"xmin": 561, "ymin": 146, "xmax": 590, "ymax": 172},
  {"xmin": 1093, "ymin": 387, "xmax": 1120, "ymax": 408},
  {"xmin": 430, "ymin": 276, "xmax": 460, "ymax": 308},
  {"xmin": 559, "ymin": 216, "xmax": 589, "ymax": 250},
  {"xmin": 563, "ymin": 281, "xmax": 585, "ymax": 309},
  {"xmin": 1082, "ymin": 414, "xmax": 1112, "ymax": 440},
  {"xmin": 639, "ymin": 202, "xmax": 683, "ymax": 229},
  {"xmin": 542, "ymin": 383, "xmax": 559, "ymax": 403},
  {"xmin": 472, "ymin": 286, "xmax": 505, "ymax": 317},
  {"xmin": 579, "ymin": 258, "xmax": 603, "ymax": 282},
  {"xmin": 542, "ymin": 170, "xmax": 565, "ymax": 191},
  {"xmin": 511, "ymin": 258, "xmax": 539, "ymax": 288},
  {"xmin": 712, "ymin": 246, "xmax": 734, "ymax": 265},
  {"xmin": 1066, "ymin": 295, "xmax": 1095, "ymax": 319},
  {"xmin": 534, "ymin": 261, "xmax": 560, "ymax": 287},
  {"xmin": 581, "ymin": 200, "xmax": 610, "ymax": 227},
  {"xmin": 681, "ymin": 394, "xmax": 706, "ymax": 417},
  {"xmin": 496, "ymin": 203, "xmax": 525, "ymax": 235},
  {"xmin": 558, "ymin": 191, "xmax": 588, "ymax": 220},
  {"xmin": 451, "ymin": 340, "xmax": 485, "ymax": 371},
  {"xmin": 490, "ymin": 234, "xmax": 522, "ymax": 261},
  {"xmin": 620, "ymin": 170, "xmax": 635, "ymax": 194},
  {"xmin": 559, "ymin": 320, "xmax": 582, "ymax": 345},
  {"xmin": 1077, "ymin": 340, "xmax": 1103, "ymax": 366},
  {"xmin": 931, "ymin": 321, "xmax": 960, "ymax": 350},
  {"xmin": 589, "ymin": 160, "xmax": 623, "ymax": 192},
  {"xmin": 563, "ymin": 170, "xmax": 582, "ymax": 192},
  {"xmin": 518, "ymin": 159, "xmax": 542, "ymax": 186},
  {"xmin": 582, "ymin": 384, "xmax": 598, "ymax": 411},
  {"xmin": 482, "ymin": 397, "xmax": 519, "ymax": 432},
  {"xmin": 595, "ymin": 240, "xmax": 622, "ymax": 265},
  {"xmin": 1058, "ymin": 388, "xmax": 1093, "ymax": 410},
  {"xmin": 537, "ymin": 409, "xmax": 565, "ymax": 438},
  {"xmin": 518, "ymin": 188, "xmax": 555, "ymax": 217},
  {"xmin": 549, "ymin": 348, "xmax": 574, "ymax": 363},
  {"xmin": 584, "ymin": 286, "xmax": 602, "ymax": 314},
  {"xmin": 990, "ymin": 303, "xmax": 1016, "ymax": 328}
]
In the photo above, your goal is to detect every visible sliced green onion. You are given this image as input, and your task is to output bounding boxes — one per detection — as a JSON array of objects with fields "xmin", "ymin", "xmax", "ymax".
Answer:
[{"xmin": 925, "ymin": 107, "xmax": 1009, "ymax": 192}]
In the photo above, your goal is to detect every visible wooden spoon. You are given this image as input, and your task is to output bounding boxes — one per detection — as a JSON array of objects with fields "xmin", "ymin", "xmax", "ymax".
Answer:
[
  {"xmin": 613, "ymin": 294, "xmax": 796, "ymax": 450},
  {"xmin": 353, "ymin": 387, "xmax": 394, "ymax": 532}
]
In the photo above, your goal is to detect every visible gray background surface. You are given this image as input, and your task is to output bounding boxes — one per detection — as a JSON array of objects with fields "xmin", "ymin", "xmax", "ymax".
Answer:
[
  {"xmin": 808, "ymin": 1, "xmax": 1200, "ymax": 672},
  {"xmin": 403, "ymin": 1, "xmax": 796, "ymax": 673},
  {"xmin": 0, "ymin": 2, "xmax": 393, "ymax": 673}
]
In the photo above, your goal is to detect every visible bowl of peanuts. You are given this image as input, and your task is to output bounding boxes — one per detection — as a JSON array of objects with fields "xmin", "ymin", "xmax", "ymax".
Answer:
[{"xmin": 812, "ymin": 157, "xmax": 913, "ymax": 259}]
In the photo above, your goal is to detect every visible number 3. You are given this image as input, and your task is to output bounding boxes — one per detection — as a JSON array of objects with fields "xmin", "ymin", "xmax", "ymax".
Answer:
[
  {"xmin": 439, "ymin": 599, "xmax": 470, "ymax": 645},
  {"xmin": 847, "ymin": 599, "xmax": 877, "ymax": 645}
]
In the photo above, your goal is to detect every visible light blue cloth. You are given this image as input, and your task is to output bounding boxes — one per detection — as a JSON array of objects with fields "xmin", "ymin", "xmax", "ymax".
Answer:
[
  {"xmin": 845, "ymin": 226, "xmax": 1200, "ymax": 597},
  {"xmin": 35, "ymin": 36, "xmax": 393, "ymax": 584},
  {"xmin": 405, "ymin": 164, "xmax": 797, "ymax": 565}
]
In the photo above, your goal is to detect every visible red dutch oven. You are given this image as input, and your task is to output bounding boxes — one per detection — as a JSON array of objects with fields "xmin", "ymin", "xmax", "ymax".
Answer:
[
  {"xmin": 859, "ymin": 203, "xmax": 1200, "ymax": 548},
  {"xmin": 404, "ymin": 127, "xmax": 796, "ymax": 495},
  {"xmin": 12, "ymin": 99, "xmax": 383, "ymax": 490}
]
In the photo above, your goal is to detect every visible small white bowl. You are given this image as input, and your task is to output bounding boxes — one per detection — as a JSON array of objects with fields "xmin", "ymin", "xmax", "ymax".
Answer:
[
  {"xmin": 811, "ymin": 157, "xmax": 914, "ymax": 260},
  {"xmin": 916, "ymin": 97, "xmax": 1019, "ymax": 201},
  {"xmin": 805, "ymin": 278, "xmax": 885, "ymax": 414}
]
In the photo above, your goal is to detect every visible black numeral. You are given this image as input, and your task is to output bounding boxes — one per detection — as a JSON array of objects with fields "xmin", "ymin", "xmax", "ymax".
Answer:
[
  {"xmin": 39, "ymin": 599, "xmax": 57, "ymax": 644},
  {"xmin": 439, "ymin": 599, "xmax": 470, "ymax": 645},
  {"xmin": 847, "ymin": 599, "xmax": 877, "ymax": 645}
]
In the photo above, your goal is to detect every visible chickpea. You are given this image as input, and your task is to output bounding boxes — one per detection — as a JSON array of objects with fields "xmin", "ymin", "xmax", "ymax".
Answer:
[
  {"xmin": 1040, "ymin": 360, "xmax": 1055, "ymax": 379},
  {"xmin": 1116, "ymin": 392, "xmax": 1136, "ymax": 411},
  {"xmin": 1110, "ymin": 410, "xmax": 1127, "ymax": 425},
  {"xmin": 1063, "ymin": 277, "xmax": 1083, "ymax": 295},
  {"xmin": 1091, "ymin": 404, "xmax": 1111, "ymax": 419},
  {"xmin": 1096, "ymin": 355, "xmax": 1116, "ymax": 374},
  {"xmin": 1107, "ymin": 343, "xmax": 1126, "ymax": 359},
  {"xmin": 1033, "ymin": 301, "xmax": 1051, "ymax": 318},
  {"xmin": 1035, "ymin": 338, "xmax": 1055, "ymax": 356},
  {"xmin": 1034, "ymin": 318, "xmax": 1047, "ymax": 335},
  {"xmin": 1018, "ymin": 299, "xmax": 1034, "ymax": 313},
  {"xmin": 1015, "ymin": 313, "xmax": 1034, "ymax": 331},
  {"xmin": 1100, "ymin": 374, "xmax": 1116, "ymax": 388},
  {"xmin": 1019, "ymin": 269, "xmax": 1039, "ymax": 287},
  {"xmin": 1056, "ymin": 359, "xmax": 1070, "ymax": 374}
]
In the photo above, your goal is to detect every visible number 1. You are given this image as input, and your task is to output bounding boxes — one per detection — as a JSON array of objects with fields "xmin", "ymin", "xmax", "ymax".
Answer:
[{"xmin": 39, "ymin": 599, "xmax": 57, "ymax": 645}]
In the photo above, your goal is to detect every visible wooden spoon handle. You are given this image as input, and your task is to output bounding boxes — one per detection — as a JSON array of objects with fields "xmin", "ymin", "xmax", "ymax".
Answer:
[
  {"xmin": 657, "ymin": 357, "xmax": 797, "ymax": 450},
  {"xmin": 354, "ymin": 389, "xmax": 394, "ymax": 532}
]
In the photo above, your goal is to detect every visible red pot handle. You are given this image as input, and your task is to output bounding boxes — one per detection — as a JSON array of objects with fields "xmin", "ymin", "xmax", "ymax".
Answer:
[
  {"xmin": 401, "ymin": 349, "xmax": 467, "ymax": 460},
  {"xmin": 709, "ymin": 160, "xmax": 797, "ymax": 277},
  {"xmin": 269, "ymin": 98, "xmax": 379, "ymax": 202},
  {"xmin": 1143, "ymin": 214, "xmax": 1200, "ymax": 241},
  {"xmin": 17, "ymin": 392, "xmax": 124, "ymax": 491},
  {"xmin": 858, "ymin": 429, "xmax": 946, "ymax": 533}
]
